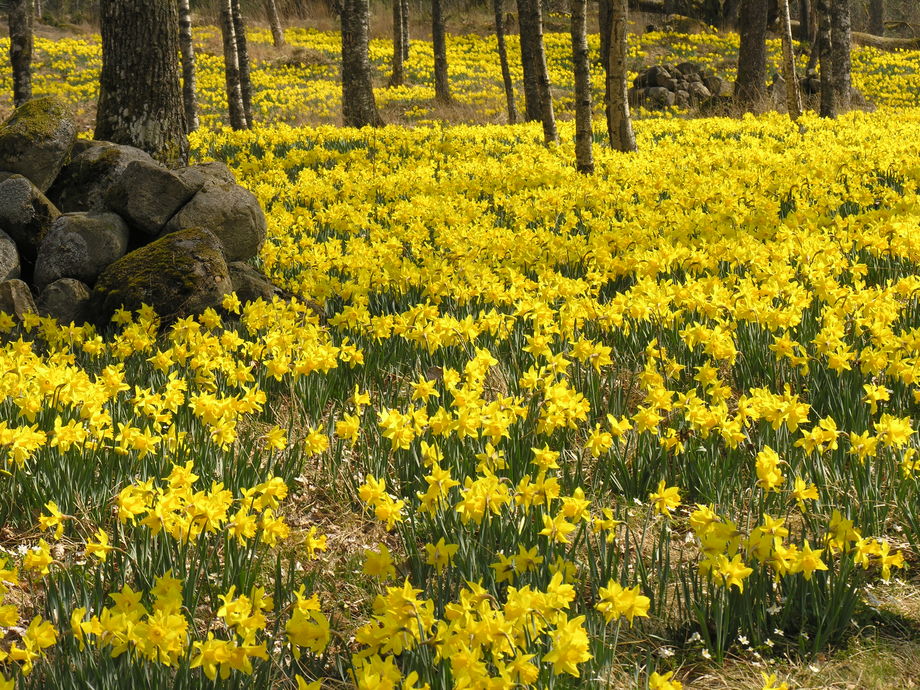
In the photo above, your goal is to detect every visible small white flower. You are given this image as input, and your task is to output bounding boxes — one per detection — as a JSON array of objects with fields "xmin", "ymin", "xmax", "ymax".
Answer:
[
  {"xmin": 688, "ymin": 632, "xmax": 701, "ymax": 643},
  {"xmin": 738, "ymin": 635, "xmax": 749, "ymax": 646},
  {"xmin": 801, "ymin": 631, "xmax": 810, "ymax": 640},
  {"xmin": 773, "ymin": 628, "xmax": 783, "ymax": 636},
  {"xmin": 765, "ymin": 638, "xmax": 774, "ymax": 648},
  {"xmin": 701, "ymin": 648, "xmax": 712, "ymax": 660},
  {"xmin": 657, "ymin": 647, "xmax": 675, "ymax": 658},
  {"xmin": 633, "ymin": 497, "xmax": 643, "ymax": 505},
  {"xmin": 766, "ymin": 604, "xmax": 782, "ymax": 615},
  {"xmin": 808, "ymin": 663, "xmax": 820, "ymax": 673}
]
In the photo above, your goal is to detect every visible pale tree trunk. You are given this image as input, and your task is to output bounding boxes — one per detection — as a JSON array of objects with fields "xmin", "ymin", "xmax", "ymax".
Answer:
[
  {"xmin": 829, "ymin": 0, "xmax": 851, "ymax": 110},
  {"xmin": 231, "ymin": 0, "xmax": 254, "ymax": 126},
  {"xmin": 96, "ymin": 0, "xmax": 187, "ymax": 167},
  {"xmin": 607, "ymin": 0, "xmax": 636, "ymax": 152},
  {"xmin": 493, "ymin": 0, "xmax": 518, "ymax": 123},
  {"xmin": 516, "ymin": 0, "xmax": 541, "ymax": 121},
  {"xmin": 735, "ymin": 0, "xmax": 769, "ymax": 111},
  {"xmin": 8, "ymin": 0, "xmax": 33, "ymax": 107},
  {"xmin": 868, "ymin": 0, "xmax": 883, "ymax": 36},
  {"xmin": 265, "ymin": 0, "xmax": 286, "ymax": 47},
  {"xmin": 33, "ymin": 0, "xmax": 41, "ymax": 19},
  {"xmin": 432, "ymin": 0, "xmax": 451, "ymax": 102},
  {"xmin": 523, "ymin": 0, "xmax": 557, "ymax": 143},
  {"xmin": 816, "ymin": 0, "xmax": 835, "ymax": 117},
  {"xmin": 388, "ymin": 0, "xmax": 405, "ymax": 86},
  {"xmin": 178, "ymin": 0, "xmax": 198, "ymax": 131},
  {"xmin": 220, "ymin": 0, "xmax": 247, "ymax": 129},
  {"xmin": 400, "ymin": 0, "xmax": 409, "ymax": 60},
  {"xmin": 570, "ymin": 0, "xmax": 593, "ymax": 172},
  {"xmin": 341, "ymin": 0, "xmax": 383, "ymax": 127},
  {"xmin": 779, "ymin": 0, "xmax": 802, "ymax": 119}
]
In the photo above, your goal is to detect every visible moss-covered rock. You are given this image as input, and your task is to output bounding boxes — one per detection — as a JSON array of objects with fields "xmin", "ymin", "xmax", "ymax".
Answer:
[
  {"xmin": 0, "ymin": 96, "xmax": 77, "ymax": 192},
  {"xmin": 34, "ymin": 212, "xmax": 130, "ymax": 291},
  {"xmin": 91, "ymin": 227, "xmax": 231, "ymax": 325},
  {"xmin": 47, "ymin": 141, "xmax": 153, "ymax": 213}
]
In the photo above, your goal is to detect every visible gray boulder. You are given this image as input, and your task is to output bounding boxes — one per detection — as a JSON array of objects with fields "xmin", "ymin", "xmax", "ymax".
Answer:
[
  {"xmin": 37, "ymin": 278, "xmax": 91, "ymax": 325},
  {"xmin": 228, "ymin": 261, "xmax": 283, "ymax": 304},
  {"xmin": 162, "ymin": 180, "xmax": 266, "ymax": 262},
  {"xmin": 0, "ymin": 279, "xmax": 36, "ymax": 319},
  {"xmin": 675, "ymin": 90, "xmax": 691, "ymax": 108},
  {"xmin": 46, "ymin": 141, "xmax": 154, "ymax": 213},
  {"xmin": 688, "ymin": 82, "xmax": 712, "ymax": 102},
  {"xmin": 175, "ymin": 161, "xmax": 237, "ymax": 189},
  {"xmin": 0, "ymin": 229, "xmax": 20, "ymax": 282},
  {"xmin": 0, "ymin": 97, "xmax": 77, "ymax": 192},
  {"xmin": 105, "ymin": 160, "xmax": 199, "ymax": 236},
  {"xmin": 704, "ymin": 76, "xmax": 728, "ymax": 98},
  {"xmin": 33, "ymin": 212, "xmax": 130, "ymax": 291},
  {"xmin": 91, "ymin": 227, "xmax": 232, "ymax": 324},
  {"xmin": 647, "ymin": 87, "xmax": 676, "ymax": 108},
  {"xmin": 0, "ymin": 174, "xmax": 61, "ymax": 262}
]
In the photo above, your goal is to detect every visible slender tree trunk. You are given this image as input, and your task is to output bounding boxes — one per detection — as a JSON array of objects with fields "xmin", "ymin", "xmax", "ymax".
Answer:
[
  {"xmin": 816, "ymin": 0, "xmax": 835, "ymax": 117},
  {"xmin": 220, "ymin": 0, "xmax": 247, "ymax": 129},
  {"xmin": 779, "ymin": 0, "xmax": 802, "ymax": 119},
  {"xmin": 829, "ymin": 0, "xmax": 851, "ymax": 110},
  {"xmin": 231, "ymin": 0, "xmax": 254, "ymax": 126},
  {"xmin": 735, "ymin": 0, "xmax": 769, "ymax": 111},
  {"xmin": 96, "ymin": 0, "xmax": 188, "ymax": 167},
  {"xmin": 599, "ymin": 0, "xmax": 612, "ymax": 70},
  {"xmin": 522, "ymin": 0, "xmax": 557, "ymax": 143},
  {"xmin": 570, "ymin": 0, "xmax": 593, "ymax": 172},
  {"xmin": 868, "ymin": 0, "xmax": 883, "ymax": 36},
  {"xmin": 265, "ymin": 0, "xmax": 286, "ymax": 46},
  {"xmin": 493, "ymin": 0, "xmax": 518, "ymax": 123},
  {"xmin": 178, "ymin": 0, "xmax": 198, "ymax": 132},
  {"xmin": 389, "ymin": 0, "xmax": 405, "ymax": 87},
  {"xmin": 400, "ymin": 0, "xmax": 409, "ymax": 60},
  {"xmin": 798, "ymin": 0, "xmax": 810, "ymax": 41},
  {"xmin": 8, "ymin": 0, "xmax": 33, "ymax": 108},
  {"xmin": 33, "ymin": 0, "xmax": 41, "ymax": 20},
  {"xmin": 608, "ymin": 0, "xmax": 636, "ymax": 152},
  {"xmin": 341, "ymin": 0, "xmax": 383, "ymax": 127},
  {"xmin": 516, "ymin": 0, "xmax": 541, "ymax": 121},
  {"xmin": 432, "ymin": 0, "xmax": 451, "ymax": 102}
]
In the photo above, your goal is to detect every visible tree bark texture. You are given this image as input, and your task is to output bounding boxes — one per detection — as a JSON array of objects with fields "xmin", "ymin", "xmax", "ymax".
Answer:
[
  {"xmin": 817, "ymin": 0, "xmax": 835, "ymax": 117},
  {"xmin": 265, "ymin": 0, "xmax": 286, "ymax": 46},
  {"xmin": 570, "ymin": 0, "xmax": 593, "ymax": 172},
  {"xmin": 515, "ymin": 0, "xmax": 542, "ymax": 121},
  {"xmin": 389, "ymin": 0, "xmax": 405, "ymax": 87},
  {"xmin": 521, "ymin": 0, "xmax": 557, "ymax": 142},
  {"xmin": 341, "ymin": 0, "xmax": 383, "ymax": 127},
  {"xmin": 608, "ymin": 0, "xmax": 636, "ymax": 152},
  {"xmin": 8, "ymin": 0, "xmax": 33, "ymax": 107},
  {"xmin": 868, "ymin": 0, "xmax": 883, "ymax": 36},
  {"xmin": 33, "ymin": 0, "xmax": 41, "ymax": 19},
  {"xmin": 231, "ymin": 0, "xmax": 254, "ymax": 126},
  {"xmin": 220, "ymin": 0, "xmax": 247, "ymax": 129},
  {"xmin": 96, "ymin": 0, "xmax": 188, "ymax": 167},
  {"xmin": 829, "ymin": 0, "xmax": 851, "ymax": 110},
  {"xmin": 432, "ymin": 0, "xmax": 451, "ymax": 102},
  {"xmin": 798, "ymin": 0, "xmax": 811, "ymax": 41},
  {"xmin": 735, "ymin": 0, "xmax": 769, "ymax": 111},
  {"xmin": 178, "ymin": 0, "xmax": 198, "ymax": 132},
  {"xmin": 400, "ymin": 0, "xmax": 410, "ymax": 60},
  {"xmin": 779, "ymin": 0, "xmax": 802, "ymax": 119},
  {"xmin": 493, "ymin": 0, "xmax": 518, "ymax": 123}
]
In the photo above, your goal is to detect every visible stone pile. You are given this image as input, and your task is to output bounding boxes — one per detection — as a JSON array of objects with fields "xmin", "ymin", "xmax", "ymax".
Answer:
[
  {"xmin": 628, "ymin": 62, "xmax": 732, "ymax": 110},
  {"xmin": 0, "ymin": 96, "xmax": 283, "ymax": 326}
]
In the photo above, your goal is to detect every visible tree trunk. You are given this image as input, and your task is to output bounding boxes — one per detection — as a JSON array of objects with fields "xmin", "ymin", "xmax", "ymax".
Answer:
[
  {"xmin": 522, "ymin": 0, "xmax": 557, "ymax": 143},
  {"xmin": 493, "ymin": 0, "xmax": 518, "ymax": 123},
  {"xmin": 341, "ymin": 0, "xmax": 383, "ymax": 127},
  {"xmin": 599, "ymin": 0, "xmax": 612, "ymax": 71},
  {"xmin": 219, "ymin": 0, "xmax": 247, "ymax": 129},
  {"xmin": 779, "ymin": 0, "xmax": 802, "ymax": 119},
  {"xmin": 868, "ymin": 0, "xmax": 883, "ymax": 36},
  {"xmin": 798, "ymin": 0, "xmax": 810, "ymax": 41},
  {"xmin": 570, "ymin": 0, "xmax": 593, "ymax": 172},
  {"xmin": 178, "ymin": 0, "xmax": 198, "ymax": 132},
  {"xmin": 265, "ymin": 0, "xmax": 286, "ymax": 47},
  {"xmin": 231, "ymin": 0, "xmax": 254, "ymax": 126},
  {"xmin": 516, "ymin": 0, "xmax": 541, "ymax": 121},
  {"xmin": 8, "ymin": 0, "xmax": 33, "ymax": 107},
  {"xmin": 96, "ymin": 0, "xmax": 187, "ymax": 167},
  {"xmin": 735, "ymin": 0, "xmax": 769, "ymax": 111},
  {"xmin": 432, "ymin": 0, "xmax": 451, "ymax": 102},
  {"xmin": 829, "ymin": 0, "xmax": 851, "ymax": 110},
  {"xmin": 400, "ymin": 0, "xmax": 409, "ymax": 60},
  {"xmin": 388, "ymin": 0, "xmax": 405, "ymax": 87},
  {"xmin": 33, "ymin": 0, "xmax": 41, "ymax": 19},
  {"xmin": 817, "ymin": 0, "xmax": 835, "ymax": 117},
  {"xmin": 608, "ymin": 0, "xmax": 636, "ymax": 152}
]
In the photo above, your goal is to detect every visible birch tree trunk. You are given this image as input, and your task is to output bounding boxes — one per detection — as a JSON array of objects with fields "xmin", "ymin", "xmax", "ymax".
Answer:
[
  {"xmin": 816, "ymin": 0, "xmax": 835, "ymax": 117},
  {"xmin": 829, "ymin": 0, "xmax": 851, "ymax": 110},
  {"xmin": 570, "ymin": 0, "xmax": 593, "ymax": 172},
  {"xmin": 96, "ymin": 0, "xmax": 188, "ymax": 167},
  {"xmin": 735, "ymin": 0, "xmax": 769, "ymax": 111},
  {"xmin": 265, "ymin": 0, "xmax": 286, "ymax": 47},
  {"xmin": 432, "ymin": 0, "xmax": 451, "ymax": 102},
  {"xmin": 8, "ymin": 0, "xmax": 33, "ymax": 107},
  {"xmin": 516, "ymin": 0, "xmax": 542, "ymax": 121},
  {"xmin": 219, "ymin": 0, "xmax": 247, "ymax": 129},
  {"xmin": 389, "ymin": 0, "xmax": 405, "ymax": 87},
  {"xmin": 341, "ymin": 0, "xmax": 384, "ymax": 127},
  {"xmin": 607, "ymin": 0, "xmax": 636, "ymax": 152},
  {"xmin": 231, "ymin": 0, "xmax": 254, "ymax": 126},
  {"xmin": 779, "ymin": 0, "xmax": 802, "ymax": 120},
  {"xmin": 493, "ymin": 0, "xmax": 518, "ymax": 123},
  {"xmin": 178, "ymin": 0, "xmax": 198, "ymax": 131}
]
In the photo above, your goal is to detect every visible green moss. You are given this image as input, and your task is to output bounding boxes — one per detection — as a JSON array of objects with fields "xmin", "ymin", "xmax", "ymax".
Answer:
[{"xmin": 0, "ymin": 96, "xmax": 72, "ymax": 141}]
